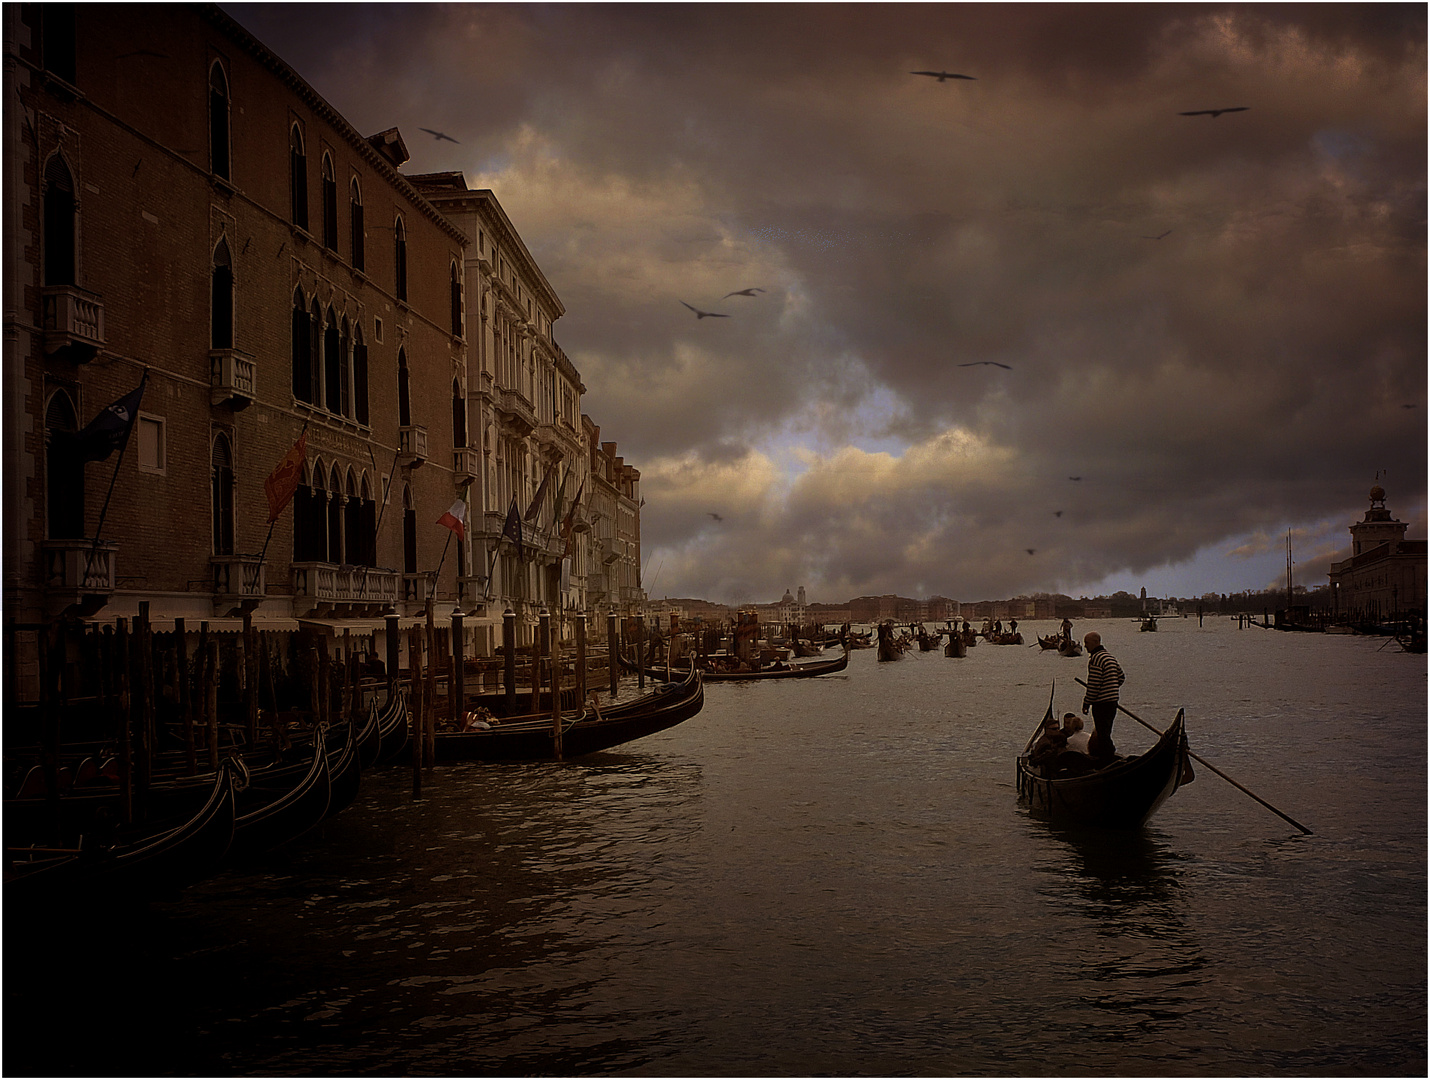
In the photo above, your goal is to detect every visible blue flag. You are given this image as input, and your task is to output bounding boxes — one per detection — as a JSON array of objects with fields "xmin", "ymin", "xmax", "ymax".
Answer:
[
  {"xmin": 501, "ymin": 497, "xmax": 523, "ymax": 559},
  {"xmin": 73, "ymin": 375, "xmax": 146, "ymax": 463}
]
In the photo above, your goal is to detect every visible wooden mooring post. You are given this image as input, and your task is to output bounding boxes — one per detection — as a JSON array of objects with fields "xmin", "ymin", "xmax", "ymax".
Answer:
[
  {"xmin": 607, "ymin": 611, "xmax": 619, "ymax": 696},
  {"xmin": 451, "ymin": 609, "xmax": 465, "ymax": 729},
  {"xmin": 503, "ymin": 608, "xmax": 517, "ymax": 716}
]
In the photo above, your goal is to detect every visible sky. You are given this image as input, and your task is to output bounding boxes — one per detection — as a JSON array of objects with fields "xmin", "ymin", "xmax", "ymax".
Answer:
[{"xmin": 227, "ymin": 3, "xmax": 1426, "ymax": 607}]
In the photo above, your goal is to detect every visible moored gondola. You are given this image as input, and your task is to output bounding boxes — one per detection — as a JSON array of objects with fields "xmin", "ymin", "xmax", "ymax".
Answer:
[
  {"xmin": 621, "ymin": 645, "xmax": 849, "ymax": 681},
  {"xmin": 434, "ymin": 664, "xmax": 704, "ymax": 762},
  {"xmin": 1016, "ymin": 704, "xmax": 1194, "ymax": 829},
  {"xmin": 231, "ymin": 729, "xmax": 332, "ymax": 858}
]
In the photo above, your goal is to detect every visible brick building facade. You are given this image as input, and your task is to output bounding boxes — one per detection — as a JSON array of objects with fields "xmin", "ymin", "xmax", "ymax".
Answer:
[{"xmin": 4, "ymin": 4, "xmax": 642, "ymax": 697}]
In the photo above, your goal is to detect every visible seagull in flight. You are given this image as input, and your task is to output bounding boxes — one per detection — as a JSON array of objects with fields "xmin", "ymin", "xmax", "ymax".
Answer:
[
  {"xmin": 721, "ymin": 288, "xmax": 765, "ymax": 299},
  {"xmin": 708, "ymin": 512, "xmax": 724, "ymax": 522},
  {"xmin": 959, "ymin": 361, "xmax": 1012, "ymax": 370},
  {"xmin": 419, "ymin": 127, "xmax": 460, "ymax": 143},
  {"xmin": 681, "ymin": 301, "xmax": 729, "ymax": 319},
  {"xmin": 911, "ymin": 70, "xmax": 976, "ymax": 82},
  {"xmin": 1026, "ymin": 549, "xmax": 1036, "ymax": 556},
  {"xmin": 1054, "ymin": 510, "xmax": 1064, "ymax": 517},
  {"xmin": 1141, "ymin": 230, "xmax": 1173, "ymax": 240},
  {"xmin": 1179, "ymin": 107, "xmax": 1249, "ymax": 118},
  {"xmin": 1068, "ymin": 476, "xmax": 1082, "ymax": 482}
]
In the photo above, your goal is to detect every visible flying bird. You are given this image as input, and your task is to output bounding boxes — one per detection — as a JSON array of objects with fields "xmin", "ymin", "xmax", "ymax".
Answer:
[
  {"xmin": 681, "ymin": 301, "xmax": 729, "ymax": 319},
  {"xmin": 721, "ymin": 288, "xmax": 765, "ymax": 299},
  {"xmin": 1026, "ymin": 549, "xmax": 1036, "ymax": 556},
  {"xmin": 959, "ymin": 361, "xmax": 1012, "ymax": 370},
  {"xmin": 1141, "ymin": 230, "xmax": 1172, "ymax": 240},
  {"xmin": 1054, "ymin": 511, "xmax": 1063, "ymax": 517},
  {"xmin": 708, "ymin": 512, "xmax": 724, "ymax": 522},
  {"xmin": 1402, "ymin": 403, "xmax": 1416, "ymax": 409},
  {"xmin": 1068, "ymin": 476, "xmax": 1081, "ymax": 481},
  {"xmin": 911, "ymin": 70, "xmax": 976, "ymax": 82},
  {"xmin": 418, "ymin": 127, "xmax": 460, "ymax": 143},
  {"xmin": 1179, "ymin": 107, "xmax": 1249, "ymax": 118}
]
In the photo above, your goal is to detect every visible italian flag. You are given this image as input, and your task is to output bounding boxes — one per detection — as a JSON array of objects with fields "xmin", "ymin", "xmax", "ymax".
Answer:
[{"xmin": 437, "ymin": 500, "xmax": 466, "ymax": 541}]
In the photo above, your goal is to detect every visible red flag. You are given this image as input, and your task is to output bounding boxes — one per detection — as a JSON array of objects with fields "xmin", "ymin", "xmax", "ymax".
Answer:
[
  {"xmin": 437, "ymin": 500, "xmax": 466, "ymax": 541},
  {"xmin": 264, "ymin": 433, "xmax": 307, "ymax": 523}
]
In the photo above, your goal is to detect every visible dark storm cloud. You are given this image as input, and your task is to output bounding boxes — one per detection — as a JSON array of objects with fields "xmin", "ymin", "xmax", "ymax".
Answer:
[{"xmin": 225, "ymin": 3, "xmax": 1426, "ymax": 603}]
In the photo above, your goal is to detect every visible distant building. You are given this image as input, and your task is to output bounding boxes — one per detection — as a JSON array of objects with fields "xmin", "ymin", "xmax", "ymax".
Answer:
[{"xmin": 1327, "ymin": 486, "xmax": 1426, "ymax": 623}]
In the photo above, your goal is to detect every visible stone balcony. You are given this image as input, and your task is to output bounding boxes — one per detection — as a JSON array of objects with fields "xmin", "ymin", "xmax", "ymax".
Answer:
[
  {"xmin": 398, "ymin": 424, "xmax": 428, "ymax": 467},
  {"xmin": 291, "ymin": 562, "xmax": 400, "ymax": 616},
  {"xmin": 209, "ymin": 348, "xmax": 256, "ymax": 410},
  {"xmin": 453, "ymin": 446, "xmax": 479, "ymax": 484},
  {"xmin": 41, "ymin": 285, "xmax": 105, "ymax": 364},
  {"xmin": 211, "ymin": 554, "xmax": 265, "ymax": 615},
  {"xmin": 42, "ymin": 539, "xmax": 115, "ymax": 617},
  {"xmin": 495, "ymin": 388, "xmax": 537, "ymax": 436}
]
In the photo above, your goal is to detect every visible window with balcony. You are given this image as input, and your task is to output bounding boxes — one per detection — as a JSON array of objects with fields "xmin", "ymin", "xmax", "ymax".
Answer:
[
  {"xmin": 326, "ymin": 464, "xmax": 343, "ymax": 564},
  {"xmin": 209, "ymin": 61, "xmax": 231, "ymax": 181},
  {"xmin": 211, "ymin": 239, "xmax": 233, "ymax": 349},
  {"xmin": 212, "ymin": 431, "xmax": 235, "ymax": 555},
  {"xmin": 452, "ymin": 379, "xmax": 466, "ymax": 448},
  {"xmin": 289, "ymin": 123, "xmax": 308, "ymax": 230},
  {"xmin": 339, "ymin": 317, "xmax": 352, "ymax": 418},
  {"xmin": 321, "ymin": 153, "xmax": 338, "ymax": 251},
  {"xmin": 394, "ymin": 216, "xmax": 408, "ymax": 302},
  {"xmin": 45, "ymin": 390, "xmax": 83, "ymax": 539},
  {"xmin": 349, "ymin": 179, "xmax": 365, "ymax": 271},
  {"xmin": 43, "ymin": 155, "xmax": 76, "ymax": 287},
  {"xmin": 403, "ymin": 484, "xmax": 417, "ymax": 574},
  {"xmin": 293, "ymin": 463, "xmax": 324, "ymax": 562}
]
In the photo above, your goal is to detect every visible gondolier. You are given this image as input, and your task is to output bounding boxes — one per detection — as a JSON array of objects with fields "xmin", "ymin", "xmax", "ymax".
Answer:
[{"xmin": 1081, "ymin": 631, "xmax": 1124, "ymax": 761}]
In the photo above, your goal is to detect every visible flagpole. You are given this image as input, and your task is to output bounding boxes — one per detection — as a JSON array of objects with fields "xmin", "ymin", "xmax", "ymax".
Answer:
[
  {"xmin": 84, "ymin": 369, "xmax": 148, "ymax": 585},
  {"xmin": 434, "ymin": 530, "xmax": 453, "ymax": 585},
  {"xmin": 357, "ymin": 442, "xmax": 401, "ymax": 601},
  {"xmin": 253, "ymin": 414, "xmax": 311, "ymax": 584}
]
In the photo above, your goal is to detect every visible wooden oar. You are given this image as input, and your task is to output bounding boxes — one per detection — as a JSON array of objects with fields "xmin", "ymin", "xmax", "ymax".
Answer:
[{"xmin": 1075, "ymin": 678, "xmax": 1312, "ymax": 835}]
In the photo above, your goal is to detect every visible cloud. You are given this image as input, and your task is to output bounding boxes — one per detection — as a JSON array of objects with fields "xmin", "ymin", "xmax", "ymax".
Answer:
[{"xmin": 227, "ymin": 3, "xmax": 1426, "ymax": 603}]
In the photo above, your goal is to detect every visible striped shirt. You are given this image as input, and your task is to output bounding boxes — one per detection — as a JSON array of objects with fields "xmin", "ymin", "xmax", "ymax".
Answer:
[{"xmin": 1083, "ymin": 646, "xmax": 1124, "ymax": 705}]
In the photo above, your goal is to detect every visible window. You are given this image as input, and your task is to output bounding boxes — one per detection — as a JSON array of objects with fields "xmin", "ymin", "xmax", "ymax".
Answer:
[
  {"xmin": 44, "ymin": 390, "xmax": 83, "ymax": 539},
  {"xmin": 322, "ymin": 308, "xmax": 340, "ymax": 413},
  {"xmin": 349, "ymin": 179, "xmax": 364, "ymax": 271},
  {"xmin": 291, "ymin": 289, "xmax": 313, "ymax": 403},
  {"xmin": 450, "ymin": 261, "xmax": 463, "ymax": 338},
  {"xmin": 289, "ymin": 123, "xmax": 308, "ymax": 230},
  {"xmin": 209, "ymin": 61, "xmax": 231, "ymax": 181},
  {"xmin": 357, "ymin": 475, "xmax": 377, "ymax": 566},
  {"xmin": 212, "ymin": 431, "xmax": 235, "ymax": 555},
  {"xmin": 343, "ymin": 470, "xmax": 362, "ymax": 566},
  {"xmin": 353, "ymin": 326, "xmax": 369, "ymax": 426},
  {"xmin": 394, "ymin": 216, "xmax": 407, "ymax": 302},
  {"xmin": 397, "ymin": 348, "xmax": 411, "ymax": 427},
  {"xmin": 326, "ymin": 464, "xmax": 342, "ymax": 564},
  {"xmin": 211, "ymin": 239, "xmax": 234, "ymax": 349},
  {"xmin": 338, "ymin": 316, "xmax": 352, "ymax": 418},
  {"xmin": 293, "ymin": 462, "xmax": 324, "ymax": 562},
  {"xmin": 452, "ymin": 379, "xmax": 466, "ymax": 448},
  {"xmin": 402, "ymin": 484, "xmax": 417, "ymax": 574},
  {"xmin": 321, "ymin": 153, "xmax": 338, "ymax": 251},
  {"xmin": 40, "ymin": 4, "xmax": 76, "ymax": 85},
  {"xmin": 43, "ymin": 155, "xmax": 75, "ymax": 287},
  {"xmin": 136, "ymin": 414, "xmax": 165, "ymax": 474},
  {"xmin": 374, "ymin": 316, "xmax": 383, "ymax": 343}
]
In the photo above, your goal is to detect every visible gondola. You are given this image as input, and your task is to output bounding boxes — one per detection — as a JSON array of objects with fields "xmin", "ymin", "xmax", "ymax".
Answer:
[
  {"xmin": 230, "ymin": 729, "xmax": 332, "ymax": 858},
  {"xmin": 373, "ymin": 690, "xmax": 410, "ymax": 767},
  {"xmin": 621, "ymin": 646, "xmax": 849, "ymax": 681},
  {"xmin": 433, "ymin": 664, "xmax": 704, "ymax": 762},
  {"xmin": 6, "ymin": 758, "xmax": 239, "ymax": 900},
  {"xmin": 1037, "ymin": 634, "xmax": 1061, "ymax": 650},
  {"xmin": 1140, "ymin": 616, "xmax": 1158, "ymax": 632},
  {"xmin": 945, "ymin": 634, "xmax": 967, "ymax": 658},
  {"xmin": 1016, "ymin": 705, "xmax": 1194, "ymax": 829}
]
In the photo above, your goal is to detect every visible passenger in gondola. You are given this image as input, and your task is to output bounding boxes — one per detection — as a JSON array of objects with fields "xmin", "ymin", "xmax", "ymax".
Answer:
[
  {"xmin": 1029, "ymin": 716, "xmax": 1067, "ymax": 769},
  {"xmin": 1061, "ymin": 713, "xmax": 1090, "ymax": 754}
]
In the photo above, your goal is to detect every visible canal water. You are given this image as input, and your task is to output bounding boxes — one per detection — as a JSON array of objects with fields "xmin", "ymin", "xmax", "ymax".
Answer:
[{"xmin": 9, "ymin": 619, "xmax": 1425, "ymax": 1076}]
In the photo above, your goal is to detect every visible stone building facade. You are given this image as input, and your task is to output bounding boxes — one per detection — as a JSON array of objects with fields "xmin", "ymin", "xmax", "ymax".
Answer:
[
  {"xmin": 4, "ymin": 4, "xmax": 642, "ymax": 696},
  {"xmin": 1327, "ymin": 486, "xmax": 1426, "ymax": 624}
]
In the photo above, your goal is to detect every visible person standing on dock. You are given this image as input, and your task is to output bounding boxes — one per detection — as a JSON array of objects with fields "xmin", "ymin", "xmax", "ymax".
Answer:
[{"xmin": 1081, "ymin": 631, "xmax": 1124, "ymax": 762}]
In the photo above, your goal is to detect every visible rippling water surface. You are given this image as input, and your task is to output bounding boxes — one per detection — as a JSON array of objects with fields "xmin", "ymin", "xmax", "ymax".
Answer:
[{"xmin": 11, "ymin": 619, "xmax": 1425, "ymax": 1076}]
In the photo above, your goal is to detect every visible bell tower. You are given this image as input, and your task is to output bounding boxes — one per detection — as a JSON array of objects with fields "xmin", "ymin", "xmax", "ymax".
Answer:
[{"xmin": 1350, "ymin": 485, "xmax": 1408, "ymax": 557}]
